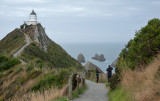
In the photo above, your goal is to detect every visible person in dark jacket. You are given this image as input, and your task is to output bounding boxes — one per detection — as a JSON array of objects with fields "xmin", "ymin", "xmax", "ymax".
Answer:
[
  {"xmin": 96, "ymin": 68, "xmax": 101, "ymax": 83},
  {"xmin": 106, "ymin": 65, "xmax": 113, "ymax": 83}
]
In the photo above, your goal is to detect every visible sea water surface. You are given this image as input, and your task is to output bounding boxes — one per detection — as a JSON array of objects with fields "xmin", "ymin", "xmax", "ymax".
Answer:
[{"xmin": 60, "ymin": 43, "xmax": 125, "ymax": 73}]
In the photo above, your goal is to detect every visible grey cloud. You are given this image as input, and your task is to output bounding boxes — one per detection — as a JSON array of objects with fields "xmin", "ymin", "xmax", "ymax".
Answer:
[{"xmin": 0, "ymin": 0, "xmax": 160, "ymax": 43}]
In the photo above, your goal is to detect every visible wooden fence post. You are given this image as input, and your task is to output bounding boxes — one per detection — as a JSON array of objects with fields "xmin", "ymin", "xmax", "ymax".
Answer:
[
  {"xmin": 81, "ymin": 72, "xmax": 84, "ymax": 87},
  {"xmin": 76, "ymin": 73, "xmax": 80, "ymax": 91},
  {"xmin": 100, "ymin": 73, "xmax": 102, "ymax": 82},
  {"xmin": 68, "ymin": 74, "xmax": 73, "ymax": 99}
]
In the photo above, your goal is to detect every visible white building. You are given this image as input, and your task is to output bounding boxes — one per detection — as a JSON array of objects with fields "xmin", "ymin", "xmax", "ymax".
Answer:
[{"xmin": 25, "ymin": 10, "xmax": 38, "ymax": 25}]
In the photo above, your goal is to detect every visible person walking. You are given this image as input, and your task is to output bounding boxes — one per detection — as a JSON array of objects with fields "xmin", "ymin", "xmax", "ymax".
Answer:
[
  {"xmin": 106, "ymin": 65, "xmax": 113, "ymax": 83},
  {"xmin": 96, "ymin": 68, "xmax": 101, "ymax": 83}
]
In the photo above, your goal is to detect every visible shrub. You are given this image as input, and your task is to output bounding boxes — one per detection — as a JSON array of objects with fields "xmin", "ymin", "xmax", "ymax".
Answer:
[
  {"xmin": 19, "ymin": 77, "xmax": 25, "ymax": 85},
  {"xmin": 110, "ymin": 74, "xmax": 121, "ymax": 90},
  {"xmin": 31, "ymin": 72, "xmax": 66, "ymax": 92},
  {"xmin": 26, "ymin": 70, "xmax": 42, "ymax": 81},
  {"xmin": 0, "ymin": 55, "xmax": 8, "ymax": 63},
  {"xmin": 117, "ymin": 18, "xmax": 160, "ymax": 70},
  {"xmin": 32, "ymin": 69, "xmax": 70, "ymax": 91},
  {"xmin": 34, "ymin": 58, "xmax": 44, "ymax": 68},
  {"xmin": 0, "ymin": 57, "xmax": 21, "ymax": 71},
  {"xmin": 26, "ymin": 63, "xmax": 34, "ymax": 72},
  {"xmin": 59, "ymin": 69, "xmax": 70, "ymax": 80},
  {"xmin": 14, "ymin": 67, "xmax": 23, "ymax": 74}
]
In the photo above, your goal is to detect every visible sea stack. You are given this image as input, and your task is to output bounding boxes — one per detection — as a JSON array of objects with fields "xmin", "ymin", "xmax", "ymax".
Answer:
[
  {"xmin": 92, "ymin": 54, "xmax": 106, "ymax": 62},
  {"xmin": 77, "ymin": 53, "xmax": 85, "ymax": 63}
]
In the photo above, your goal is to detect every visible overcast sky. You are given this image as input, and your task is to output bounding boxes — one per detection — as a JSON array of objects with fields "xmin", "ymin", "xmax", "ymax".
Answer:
[{"xmin": 0, "ymin": 0, "xmax": 160, "ymax": 44}]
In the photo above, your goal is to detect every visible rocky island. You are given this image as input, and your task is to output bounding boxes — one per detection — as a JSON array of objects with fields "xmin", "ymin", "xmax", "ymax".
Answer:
[
  {"xmin": 92, "ymin": 54, "xmax": 106, "ymax": 62},
  {"xmin": 77, "ymin": 53, "xmax": 85, "ymax": 63}
]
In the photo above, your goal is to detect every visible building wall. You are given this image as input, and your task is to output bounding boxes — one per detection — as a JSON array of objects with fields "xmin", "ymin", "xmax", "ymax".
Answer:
[
  {"xmin": 25, "ymin": 13, "xmax": 37, "ymax": 25},
  {"xmin": 25, "ymin": 21, "xmax": 37, "ymax": 25},
  {"xmin": 29, "ymin": 15, "xmax": 37, "ymax": 22}
]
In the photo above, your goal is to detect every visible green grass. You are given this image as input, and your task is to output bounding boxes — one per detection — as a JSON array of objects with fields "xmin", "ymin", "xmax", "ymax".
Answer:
[
  {"xmin": 106, "ymin": 82, "xmax": 110, "ymax": 87},
  {"xmin": 53, "ymin": 97, "xmax": 69, "ymax": 101},
  {"xmin": 108, "ymin": 86, "xmax": 133, "ymax": 101}
]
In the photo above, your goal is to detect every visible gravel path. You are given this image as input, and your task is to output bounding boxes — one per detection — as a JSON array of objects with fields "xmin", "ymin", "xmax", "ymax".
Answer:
[
  {"xmin": 72, "ymin": 80, "xmax": 109, "ymax": 101},
  {"xmin": 13, "ymin": 34, "xmax": 31, "ymax": 63}
]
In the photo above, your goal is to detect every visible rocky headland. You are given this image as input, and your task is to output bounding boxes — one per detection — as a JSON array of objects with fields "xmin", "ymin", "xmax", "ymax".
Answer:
[{"xmin": 84, "ymin": 61, "xmax": 103, "ymax": 73}]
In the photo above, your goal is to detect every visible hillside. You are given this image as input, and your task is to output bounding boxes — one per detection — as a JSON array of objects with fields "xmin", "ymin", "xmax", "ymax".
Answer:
[
  {"xmin": 0, "ymin": 24, "xmax": 83, "ymax": 101},
  {"xmin": 0, "ymin": 24, "xmax": 81, "ymax": 68},
  {"xmin": 109, "ymin": 18, "xmax": 160, "ymax": 101},
  {"xmin": 0, "ymin": 28, "xmax": 25, "ymax": 56}
]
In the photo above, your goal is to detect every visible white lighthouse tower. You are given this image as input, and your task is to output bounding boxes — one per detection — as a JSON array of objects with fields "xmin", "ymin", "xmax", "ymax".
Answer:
[{"xmin": 25, "ymin": 10, "xmax": 38, "ymax": 25}]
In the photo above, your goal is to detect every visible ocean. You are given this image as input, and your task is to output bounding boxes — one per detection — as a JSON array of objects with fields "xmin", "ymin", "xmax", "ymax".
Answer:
[{"xmin": 60, "ymin": 43, "xmax": 125, "ymax": 73}]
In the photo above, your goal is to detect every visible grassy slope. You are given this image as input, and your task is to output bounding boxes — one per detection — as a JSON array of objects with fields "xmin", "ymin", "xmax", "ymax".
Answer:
[
  {"xmin": 21, "ymin": 41, "xmax": 82, "ymax": 68},
  {"xmin": 47, "ymin": 40, "xmax": 80, "ymax": 68},
  {"xmin": 0, "ymin": 28, "xmax": 25, "ymax": 56}
]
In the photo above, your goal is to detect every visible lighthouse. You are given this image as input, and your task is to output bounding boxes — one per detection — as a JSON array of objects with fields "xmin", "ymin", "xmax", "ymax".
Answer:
[{"xmin": 25, "ymin": 10, "xmax": 38, "ymax": 25}]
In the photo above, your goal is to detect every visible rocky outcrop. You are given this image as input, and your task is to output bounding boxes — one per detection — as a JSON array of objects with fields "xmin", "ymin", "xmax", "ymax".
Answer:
[
  {"xmin": 111, "ymin": 58, "xmax": 118, "ymax": 68},
  {"xmin": 22, "ymin": 24, "xmax": 50, "ymax": 52},
  {"xmin": 77, "ymin": 54, "xmax": 85, "ymax": 63},
  {"xmin": 34, "ymin": 24, "xmax": 50, "ymax": 52},
  {"xmin": 84, "ymin": 62, "xmax": 103, "ymax": 72},
  {"xmin": 92, "ymin": 54, "xmax": 106, "ymax": 62}
]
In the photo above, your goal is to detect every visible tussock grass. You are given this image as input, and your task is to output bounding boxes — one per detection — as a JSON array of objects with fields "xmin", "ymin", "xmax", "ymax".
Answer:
[
  {"xmin": 121, "ymin": 54, "xmax": 160, "ymax": 101},
  {"xmin": 12, "ymin": 85, "xmax": 67, "ymax": 101}
]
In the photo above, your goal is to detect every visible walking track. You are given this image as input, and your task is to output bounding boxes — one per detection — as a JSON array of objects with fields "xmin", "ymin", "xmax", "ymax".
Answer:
[
  {"xmin": 13, "ymin": 34, "xmax": 31, "ymax": 63},
  {"xmin": 72, "ymin": 80, "xmax": 109, "ymax": 101}
]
